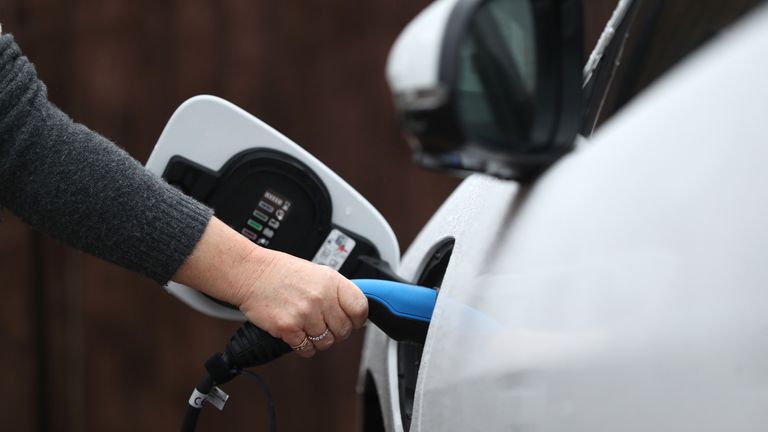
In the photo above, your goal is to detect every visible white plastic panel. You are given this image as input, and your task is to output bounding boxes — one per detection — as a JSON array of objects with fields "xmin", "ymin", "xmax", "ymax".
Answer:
[
  {"xmin": 146, "ymin": 96, "xmax": 400, "ymax": 320},
  {"xmin": 386, "ymin": 0, "xmax": 461, "ymax": 95},
  {"xmin": 403, "ymin": 4, "xmax": 768, "ymax": 431}
]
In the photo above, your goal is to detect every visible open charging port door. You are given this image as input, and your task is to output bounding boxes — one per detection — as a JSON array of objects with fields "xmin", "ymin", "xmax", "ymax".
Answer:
[{"xmin": 146, "ymin": 95, "xmax": 400, "ymax": 320}]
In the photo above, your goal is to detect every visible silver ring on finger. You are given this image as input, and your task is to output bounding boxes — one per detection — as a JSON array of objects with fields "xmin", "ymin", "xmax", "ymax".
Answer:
[{"xmin": 307, "ymin": 327, "xmax": 331, "ymax": 342}]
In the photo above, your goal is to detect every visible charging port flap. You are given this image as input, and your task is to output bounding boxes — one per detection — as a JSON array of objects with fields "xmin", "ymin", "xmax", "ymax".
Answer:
[{"xmin": 146, "ymin": 95, "xmax": 400, "ymax": 320}]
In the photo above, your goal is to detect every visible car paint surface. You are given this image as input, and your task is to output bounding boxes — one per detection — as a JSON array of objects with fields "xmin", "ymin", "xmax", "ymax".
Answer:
[{"xmin": 362, "ymin": 3, "xmax": 768, "ymax": 431}]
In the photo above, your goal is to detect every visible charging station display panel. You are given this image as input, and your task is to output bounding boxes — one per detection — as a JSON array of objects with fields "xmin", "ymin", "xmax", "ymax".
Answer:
[
  {"xmin": 162, "ymin": 149, "xmax": 385, "ymax": 279},
  {"xmin": 239, "ymin": 189, "xmax": 293, "ymax": 247},
  {"xmin": 211, "ymin": 163, "xmax": 331, "ymax": 260}
]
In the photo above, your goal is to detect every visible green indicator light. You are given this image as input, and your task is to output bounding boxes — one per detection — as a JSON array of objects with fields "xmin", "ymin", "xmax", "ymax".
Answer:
[
  {"xmin": 252, "ymin": 210, "xmax": 269, "ymax": 222},
  {"xmin": 247, "ymin": 219, "xmax": 263, "ymax": 231}
]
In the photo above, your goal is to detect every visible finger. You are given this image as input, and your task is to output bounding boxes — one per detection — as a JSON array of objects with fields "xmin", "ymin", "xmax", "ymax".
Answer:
[
  {"xmin": 337, "ymin": 278, "xmax": 369, "ymax": 329},
  {"xmin": 323, "ymin": 298, "xmax": 354, "ymax": 342},
  {"xmin": 305, "ymin": 311, "xmax": 335, "ymax": 351},
  {"xmin": 308, "ymin": 323, "xmax": 336, "ymax": 351},
  {"xmin": 284, "ymin": 331, "xmax": 316, "ymax": 358}
]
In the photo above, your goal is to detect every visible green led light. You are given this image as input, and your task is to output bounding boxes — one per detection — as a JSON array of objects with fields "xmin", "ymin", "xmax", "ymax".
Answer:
[
  {"xmin": 252, "ymin": 210, "xmax": 269, "ymax": 222},
  {"xmin": 247, "ymin": 219, "xmax": 263, "ymax": 231}
]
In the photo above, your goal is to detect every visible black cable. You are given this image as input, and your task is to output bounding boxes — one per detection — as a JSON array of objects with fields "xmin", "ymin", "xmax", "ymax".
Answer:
[
  {"xmin": 180, "ymin": 322, "xmax": 292, "ymax": 432},
  {"xmin": 242, "ymin": 370, "xmax": 278, "ymax": 432},
  {"xmin": 181, "ymin": 375, "xmax": 214, "ymax": 432}
]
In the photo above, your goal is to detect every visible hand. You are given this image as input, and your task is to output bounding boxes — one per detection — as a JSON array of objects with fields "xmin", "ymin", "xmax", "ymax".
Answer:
[
  {"xmin": 234, "ymin": 249, "xmax": 368, "ymax": 357},
  {"xmin": 173, "ymin": 217, "xmax": 368, "ymax": 357}
]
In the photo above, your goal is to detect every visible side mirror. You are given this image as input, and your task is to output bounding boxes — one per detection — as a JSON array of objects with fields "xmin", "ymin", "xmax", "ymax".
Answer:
[{"xmin": 387, "ymin": 0, "xmax": 583, "ymax": 180}]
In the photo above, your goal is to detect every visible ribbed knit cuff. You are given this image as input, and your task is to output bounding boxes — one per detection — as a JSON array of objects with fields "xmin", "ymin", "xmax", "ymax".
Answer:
[{"xmin": 134, "ymin": 182, "xmax": 214, "ymax": 284}]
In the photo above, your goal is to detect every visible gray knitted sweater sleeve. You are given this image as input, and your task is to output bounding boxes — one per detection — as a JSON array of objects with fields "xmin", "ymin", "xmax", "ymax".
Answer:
[{"xmin": 0, "ymin": 34, "xmax": 214, "ymax": 284}]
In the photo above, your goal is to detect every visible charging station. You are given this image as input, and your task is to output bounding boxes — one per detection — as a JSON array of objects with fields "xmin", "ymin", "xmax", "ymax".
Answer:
[{"xmin": 146, "ymin": 95, "xmax": 401, "ymax": 320}]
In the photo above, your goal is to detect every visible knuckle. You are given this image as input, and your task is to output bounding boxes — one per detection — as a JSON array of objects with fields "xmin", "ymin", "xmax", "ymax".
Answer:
[
  {"xmin": 296, "ymin": 300, "xmax": 314, "ymax": 318},
  {"xmin": 275, "ymin": 317, "xmax": 299, "ymax": 335},
  {"xmin": 306, "ymin": 287, "xmax": 324, "ymax": 304}
]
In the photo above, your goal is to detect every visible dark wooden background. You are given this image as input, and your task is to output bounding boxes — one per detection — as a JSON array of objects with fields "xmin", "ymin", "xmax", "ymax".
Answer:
[{"xmin": 0, "ymin": 1, "xmax": 614, "ymax": 431}]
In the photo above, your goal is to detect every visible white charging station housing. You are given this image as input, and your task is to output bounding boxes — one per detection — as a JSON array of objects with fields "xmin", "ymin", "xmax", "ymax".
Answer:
[{"xmin": 146, "ymin": 95, "xmax": 400, "ymax": 320}]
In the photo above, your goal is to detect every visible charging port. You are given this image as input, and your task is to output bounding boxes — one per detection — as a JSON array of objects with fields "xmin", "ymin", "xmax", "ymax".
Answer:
[{"xmin": 398, "ymin": 238, "xmax": 454, "ymax": 431}]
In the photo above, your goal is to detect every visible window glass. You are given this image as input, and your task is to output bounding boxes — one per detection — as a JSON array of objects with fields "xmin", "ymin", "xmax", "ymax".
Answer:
[
  {"xmin": 455, "ymin": 0, "xmax": 537, "ymax": 145},
  {"xmin": 592, "ymin": 0, "xmax": 764, "ymax": 129}
]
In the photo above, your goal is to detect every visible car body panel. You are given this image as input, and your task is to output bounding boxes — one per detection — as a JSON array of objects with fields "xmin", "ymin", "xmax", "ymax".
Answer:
[
  {"xmin": 360, "ymin": 3, "xmax": 768, "ymax": 431},
  {"xmin": 412, "ymin": 4, "xmax": 768, "ymax": 430}
]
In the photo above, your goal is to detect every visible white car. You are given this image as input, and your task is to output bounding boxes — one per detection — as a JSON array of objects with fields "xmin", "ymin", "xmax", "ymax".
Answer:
[
  {"xmin": 147, "ymin": 1, "xmax": 768, "ymax": 430},
  {"xmin": 358, "ymin": 1, "xmax": 768, "ymax": 431}
]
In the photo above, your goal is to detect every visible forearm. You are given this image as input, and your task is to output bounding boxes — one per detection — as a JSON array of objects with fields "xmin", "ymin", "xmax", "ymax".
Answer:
[
  {"xmin": 172, "ymin": 217, "xmax": 274, "ymax": 306},
  {"xmin": 0, "ymin": 33, "xmax": 213, "ymax": 283},
  {"xmin": 0, "ymin": 29, "xmax": 368, "ymax": 356}
]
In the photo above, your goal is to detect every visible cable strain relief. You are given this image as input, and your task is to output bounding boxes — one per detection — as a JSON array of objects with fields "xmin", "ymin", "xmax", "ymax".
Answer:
[
  {"xmin": 225, "ymin": 322, "xmax": 292, "ymax": 369},
  {"xmin": 205, "ymin": 352, "xmax": 238, "ymax": 385}
]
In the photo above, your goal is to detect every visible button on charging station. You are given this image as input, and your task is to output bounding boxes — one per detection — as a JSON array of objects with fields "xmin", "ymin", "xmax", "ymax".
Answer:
[
  {"xmin": 252, "ymin": 210, "xmax": 269, "ymax": 222},
  {"xmin": 258, "ymin": 201, "xmax": 274, "ymax": 213}
]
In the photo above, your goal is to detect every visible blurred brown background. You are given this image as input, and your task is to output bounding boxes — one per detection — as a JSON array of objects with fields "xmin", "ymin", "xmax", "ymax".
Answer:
[{"xmin": 0, "ymin": 1, "xmax": 615, "ymax": 431}]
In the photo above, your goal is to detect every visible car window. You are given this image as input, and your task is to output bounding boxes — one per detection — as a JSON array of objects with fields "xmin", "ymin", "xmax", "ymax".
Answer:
[{"xmin": 586, "ymin": 0, "xmax": 764, "ymax": 133}]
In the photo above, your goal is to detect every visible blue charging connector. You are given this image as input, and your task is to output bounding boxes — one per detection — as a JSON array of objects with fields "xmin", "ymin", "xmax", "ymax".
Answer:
[{"xmin": 352, "ymin": 279, "xmax": 436, "ymax": 343}]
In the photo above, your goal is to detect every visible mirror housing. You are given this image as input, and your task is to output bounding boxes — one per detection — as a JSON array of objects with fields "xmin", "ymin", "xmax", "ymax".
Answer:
[{"xmin": 387, "ymin": 0, "xmax": 583, "ymax": 180}]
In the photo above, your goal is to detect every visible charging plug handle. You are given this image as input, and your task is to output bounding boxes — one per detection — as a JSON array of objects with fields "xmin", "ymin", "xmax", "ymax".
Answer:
[{"xmin": 354, "ymin": 279, "xmax": 436, "ymax": 343}]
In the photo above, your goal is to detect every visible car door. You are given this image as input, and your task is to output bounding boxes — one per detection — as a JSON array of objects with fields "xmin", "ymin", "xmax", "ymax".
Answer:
[{"xmin": 408, "ymin": 2, "xmax": 768, "ymax": 431}]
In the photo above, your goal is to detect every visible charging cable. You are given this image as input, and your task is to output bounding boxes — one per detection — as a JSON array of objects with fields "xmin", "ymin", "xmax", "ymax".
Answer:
[
  {"xmin": 181, "ymin": 323, "xmax": 290, "ymax": 432},
  {"xmin": 181, "ymin": 278, "xmax": 437, "ymax": 431}
]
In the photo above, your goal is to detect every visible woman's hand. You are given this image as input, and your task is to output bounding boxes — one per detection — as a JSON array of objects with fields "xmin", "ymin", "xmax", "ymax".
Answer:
[
  {"xmin": 234, "ymin": 249, "xmax": 368, "ymax": 357},
  {"xmin": 173, "ymin": 217, "xmax": 368, "ymax": 357}
]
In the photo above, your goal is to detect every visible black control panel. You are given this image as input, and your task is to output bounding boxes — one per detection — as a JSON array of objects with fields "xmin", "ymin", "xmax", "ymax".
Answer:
[
  {"xmin": 239, "ymin": 189, "xmax": 292, "ymax": 247},
  {"xmin": 162, "ymin": 149, "xmax": 383, "ymax": 290}
]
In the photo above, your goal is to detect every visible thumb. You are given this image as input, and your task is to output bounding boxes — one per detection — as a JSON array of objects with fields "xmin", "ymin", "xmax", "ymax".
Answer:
[{"xmin": 338, "ymin": 278, "xmax": 368, "ymax": 328}]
